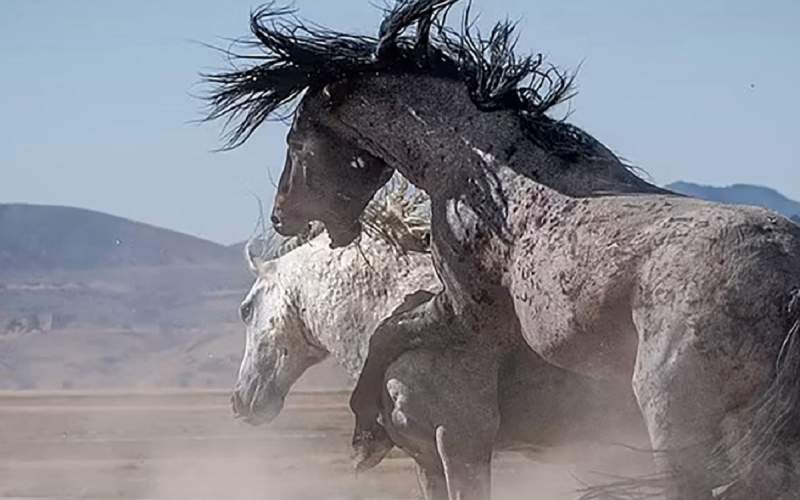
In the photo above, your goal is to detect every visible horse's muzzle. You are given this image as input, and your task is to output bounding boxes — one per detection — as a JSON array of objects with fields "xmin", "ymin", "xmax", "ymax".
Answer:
[
  {"xmin": 271, "ymin": 212, "xmax": 307, "ymax": 237},
  {"xmin": 231, "ymin": 386, "xmax": 283, "ymax": 426}
]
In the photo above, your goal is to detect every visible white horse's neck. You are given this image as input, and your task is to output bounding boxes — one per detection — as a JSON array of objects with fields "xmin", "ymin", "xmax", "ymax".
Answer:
[{"xmin": 279, "ymin": 232, "xmax": 439, "ymax": 379}]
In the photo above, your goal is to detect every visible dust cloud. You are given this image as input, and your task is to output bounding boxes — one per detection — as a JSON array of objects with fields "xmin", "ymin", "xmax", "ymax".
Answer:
[{"xmin": 0, "ymin": 390, "xmax": 650, "ymax": 500}]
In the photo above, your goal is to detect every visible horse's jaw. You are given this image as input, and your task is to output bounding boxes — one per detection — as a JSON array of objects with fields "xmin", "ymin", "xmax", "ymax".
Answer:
[
  {"xmin": 272, "ymin": 219, "xmax": 309, "ymax": 238},
  {"xmin": 326, "ymin": 220, "xmax": 362, "ymax": 248}
]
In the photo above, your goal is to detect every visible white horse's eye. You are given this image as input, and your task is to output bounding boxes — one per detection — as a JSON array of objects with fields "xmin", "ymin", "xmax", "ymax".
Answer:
[{"xmin": 239, "ymin": 302, "xmax": 254, "ymax": 323}]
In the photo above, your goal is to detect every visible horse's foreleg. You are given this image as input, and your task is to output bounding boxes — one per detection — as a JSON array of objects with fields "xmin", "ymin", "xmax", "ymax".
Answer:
[
  {"xmin": 373, "ymin": 344, "xmax": 500, "ymax": 500},
  {"xmin": 436, "ymin": 426, "xmax": 493, "ymax": 500},
  {"xmin": 350, "ymin": 292, "xmax": 457, "ymax": 452},
  {"xmin": 415, "ymin": 460, "xmax": 449, "ymax": 500}
]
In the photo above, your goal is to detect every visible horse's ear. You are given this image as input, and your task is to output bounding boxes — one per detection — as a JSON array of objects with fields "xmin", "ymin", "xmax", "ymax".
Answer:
[
  {"xmin": 245, "ymin": 238, "xmax": 274, "ymax": 275},
  {"xmin": 321, "ymin": 80, "xmax": 352, "ymax": 108}
]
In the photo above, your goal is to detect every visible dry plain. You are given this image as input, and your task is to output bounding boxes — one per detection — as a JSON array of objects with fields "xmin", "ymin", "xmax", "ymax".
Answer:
[{"xmin": 0, "ymin": 390, "xmax": 645, "ymax": 500}]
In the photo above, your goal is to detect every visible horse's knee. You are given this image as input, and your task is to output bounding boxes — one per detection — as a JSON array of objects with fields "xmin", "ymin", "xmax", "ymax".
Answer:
[
  {"xmin": 383, "ymin": 378, "xmax": 424, "ymax": 433},
  {"xmin": 380, "ymin": 366, "xmax": 438, "ymax": 456},
  {"xmin": 381, "ymin": 348, "xmax": 500, "ymax": 472}
]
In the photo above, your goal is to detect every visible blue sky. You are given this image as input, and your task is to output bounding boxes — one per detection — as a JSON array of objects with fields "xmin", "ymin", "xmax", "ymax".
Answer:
[{"xmin": 1, "ymin": 1, "xmax": 797, "ymax": 244}]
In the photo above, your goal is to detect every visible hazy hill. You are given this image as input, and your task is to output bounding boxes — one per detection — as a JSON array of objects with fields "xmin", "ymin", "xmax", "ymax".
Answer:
[
  {"xmin": 0, "ymin": 204, "xmax": 349, "ymax": 391},
  {"xmin": 667, "ymin": 182, "xmax": 800, "ymax": 218},
  {"xmin": 0, "ymin": 203, "xmax": 240, "ymax": 273}
]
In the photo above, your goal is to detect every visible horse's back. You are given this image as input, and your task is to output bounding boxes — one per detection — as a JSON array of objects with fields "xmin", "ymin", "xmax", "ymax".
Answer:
[
  {"xmin": 635, "ymin": 200, "xmax": 800, "ymax": 338},
  {"xmin": 508, "ymin": 193, "xmax": 800, "ymax": 374},
  {"xmin": 632, "ymin": 201, "xmax": 800, "ymax": 408}
]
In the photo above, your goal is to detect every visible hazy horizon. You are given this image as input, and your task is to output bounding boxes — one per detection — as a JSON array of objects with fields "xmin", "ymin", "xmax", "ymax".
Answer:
[{"xmin": 2, "ymin": 0, "xmax": 797, "ymax": 244}]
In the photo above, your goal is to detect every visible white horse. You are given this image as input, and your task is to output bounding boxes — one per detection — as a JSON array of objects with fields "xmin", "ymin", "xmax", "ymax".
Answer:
[{"xmin": 232, "ymin": 196, "xmax": 644, "ymax": 500}]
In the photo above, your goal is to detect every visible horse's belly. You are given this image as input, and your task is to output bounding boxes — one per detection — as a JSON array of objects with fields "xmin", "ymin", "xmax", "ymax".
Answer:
[
  {"xmin": 508, "ymin": 218, "xmax": 639, "ymax": 380},
  {"xmin": 511, "ymin": 280, "xmax": 637, "ymax": 382},
  {"xmin": 495, "ymin": 348, "xmax": 643, "ymax": 449}
]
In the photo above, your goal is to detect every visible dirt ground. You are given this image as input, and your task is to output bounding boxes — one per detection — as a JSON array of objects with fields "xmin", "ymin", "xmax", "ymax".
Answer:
[{"xmin": 0, "ymin": 390, "xmax": 644, "ymax": 500}]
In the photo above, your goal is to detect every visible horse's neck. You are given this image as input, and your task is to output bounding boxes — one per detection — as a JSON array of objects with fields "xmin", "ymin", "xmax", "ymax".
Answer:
[
  {"xmin": 290, "ymin": 234, "xmax": 438, "ymax": 379},
  {"xmin": 332, "ymin": 74, "xmax": 661, "ymax": 198}
]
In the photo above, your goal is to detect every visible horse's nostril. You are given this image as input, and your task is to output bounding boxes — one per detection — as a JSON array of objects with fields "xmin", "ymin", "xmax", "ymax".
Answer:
[{"xmin": 270, "ymin": 214, "xmax": 281, "ymax": 225}]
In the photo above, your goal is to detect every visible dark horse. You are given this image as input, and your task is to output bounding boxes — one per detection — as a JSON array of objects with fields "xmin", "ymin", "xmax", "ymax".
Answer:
[{"xmin": 204, "ymin": 1, "xmax": 800, "ymax": 498}]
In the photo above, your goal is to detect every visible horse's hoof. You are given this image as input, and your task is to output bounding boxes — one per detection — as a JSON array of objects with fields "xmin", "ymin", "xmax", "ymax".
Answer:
[{"xmin": 351, "ymin": 426, "xmax": 393, "ymax": 472}]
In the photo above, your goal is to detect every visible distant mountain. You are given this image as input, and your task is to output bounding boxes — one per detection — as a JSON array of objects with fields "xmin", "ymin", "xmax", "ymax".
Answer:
[
  {"xmin": 0, "ymin": 203, "xmax": 350, "ymax": 391},
  {"xmin": 667, "ymin": 182, "xmax": 800, "ymax": 219},
  {"xmin": 0, "ymin": 203, "xmax": 240, "ymax": 272}
]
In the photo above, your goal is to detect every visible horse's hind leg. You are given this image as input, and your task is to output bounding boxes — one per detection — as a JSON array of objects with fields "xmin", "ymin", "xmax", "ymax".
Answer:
[
  {"xmin": 634, "ymin": 409, "xmax": 715, "ymax": 499},
  {"xmin": 633, "ymin": 318, "xmax": 733, "ymax": 500}
]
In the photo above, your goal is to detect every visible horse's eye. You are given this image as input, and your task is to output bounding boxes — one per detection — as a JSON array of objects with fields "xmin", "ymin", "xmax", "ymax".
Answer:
[{"xmin": 239, "ymin": 302, "xmax": 254, "ymax": 323}]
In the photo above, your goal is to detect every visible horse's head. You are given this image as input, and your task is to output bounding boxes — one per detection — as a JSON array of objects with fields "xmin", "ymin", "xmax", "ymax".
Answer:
[
  {"xmin": 271, "ymin": 89, "xmax": 394, "ymax": 248},
  {"xmin": 205, "ymin": 1, "xmax": 583, "ymax": 245},
  {"xmin": 232, "ymin": 252, "xmax": 327, "ymax": 425}
]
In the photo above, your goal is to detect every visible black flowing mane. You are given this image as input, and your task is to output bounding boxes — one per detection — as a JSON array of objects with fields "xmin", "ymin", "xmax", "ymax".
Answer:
[{"xmin": 203, "ymin": 0, "xmax": 606, "ymax": 160}]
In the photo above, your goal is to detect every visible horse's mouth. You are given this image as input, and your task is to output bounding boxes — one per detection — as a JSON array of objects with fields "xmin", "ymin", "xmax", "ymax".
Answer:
[
  {"xmin": 233, "ymin": 398, "xmax": 284, "ymax": 426},
  {"xmin": 272, "ymin": 219, "xmax": 308, "ymax": 237},
  {"xmin": 231, "ymin": 384, "xmax": 285, "ymax": 425},
  {"xmin": 237, "ymin": 406, "xmax": 281, "ymax": 426}
]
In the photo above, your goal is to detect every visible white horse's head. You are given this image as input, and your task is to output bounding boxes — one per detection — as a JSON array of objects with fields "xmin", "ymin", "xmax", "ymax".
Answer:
[
  {"xmin": 231, "ymin": 243, "xmax": 327, "ymax": 425},
  {"xmin": 232, "ymin": 175, "xmax": 430, "ymax": 424}
]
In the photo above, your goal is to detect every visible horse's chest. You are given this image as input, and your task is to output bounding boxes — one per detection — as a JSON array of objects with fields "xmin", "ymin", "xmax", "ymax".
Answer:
[
  {"xmin": 442, "ymin": 198, "xmax": 507, "ymax": 266},
  {"xmin": 430, "ymin": 199, "xmax": 510, "ymax": 315}
]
